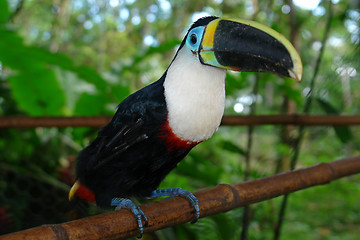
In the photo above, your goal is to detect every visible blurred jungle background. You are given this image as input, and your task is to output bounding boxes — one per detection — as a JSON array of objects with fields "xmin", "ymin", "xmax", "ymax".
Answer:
[{"xmin": 0, "ymin": 0, "xmax": 359, "ymax": 239}]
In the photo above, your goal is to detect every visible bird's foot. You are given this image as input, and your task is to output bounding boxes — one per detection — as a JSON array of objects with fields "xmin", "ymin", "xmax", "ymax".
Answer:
[
  {"xmin": 147, "ymin": 188, "xmax": 200, "ymax": 223},
  {"xmin": 111, "ymin": 198, "xmax": 148, "ymax": 238}
]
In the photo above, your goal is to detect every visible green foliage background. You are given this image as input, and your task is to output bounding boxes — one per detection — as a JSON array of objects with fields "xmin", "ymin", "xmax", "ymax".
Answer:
[{"xmin": 0, "ymin": 0, "xmax": 359, "ymax": 239}]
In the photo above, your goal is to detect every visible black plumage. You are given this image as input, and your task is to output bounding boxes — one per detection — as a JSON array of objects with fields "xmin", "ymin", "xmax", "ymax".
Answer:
[{"xmin": 76, "ymin": 73, "xmax": 193, "ymax": 208}]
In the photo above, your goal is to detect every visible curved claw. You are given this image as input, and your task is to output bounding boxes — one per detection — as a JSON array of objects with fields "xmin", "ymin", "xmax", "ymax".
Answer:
[
  {"xmin": 148, "ymin": 188, "xmax": 200, "ymax": 223},
  {"xmin": 111, "ymin": 198, "xmax": 148, "ymax": 238},
  {"xmin": 178, "ymin": 189, "xmax": 200, "ymax": 223}
]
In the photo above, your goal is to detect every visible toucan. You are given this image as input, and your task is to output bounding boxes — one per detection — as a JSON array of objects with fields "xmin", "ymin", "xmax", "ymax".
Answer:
[{"xmin": 68, "ymin": 16, "xmax": 302, "ymax": 236}]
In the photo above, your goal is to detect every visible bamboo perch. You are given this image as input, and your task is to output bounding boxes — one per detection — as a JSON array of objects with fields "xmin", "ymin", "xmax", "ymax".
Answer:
[
  {"xmin": 1, "ymin": 115, "xmax": 360, "ymax": 128},
  {"xmin": 1, "ymin": 155, "xmax": 359, "ymax": 240},
  {"xmin": 222, "ymin": 115, "xmax": 360, "ymax": 126},
  {"xmin": 0, "ymin": 116, "xmax": 112, "ymax": 128}
]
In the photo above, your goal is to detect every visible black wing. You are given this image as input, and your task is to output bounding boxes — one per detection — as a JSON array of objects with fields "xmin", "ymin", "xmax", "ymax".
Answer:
[
  {"xmin": 92, "ymin": 118, "xmax": 149, "ymax": 170},
  {"xmin": 76, "ymin": 75, "xmax": 167, "ymax": 179}
]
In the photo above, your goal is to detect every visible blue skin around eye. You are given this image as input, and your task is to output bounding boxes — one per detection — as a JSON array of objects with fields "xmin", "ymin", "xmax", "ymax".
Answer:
[{"xmin": 186, "ymin": 26, "xmax": 205, "ymax": 51}]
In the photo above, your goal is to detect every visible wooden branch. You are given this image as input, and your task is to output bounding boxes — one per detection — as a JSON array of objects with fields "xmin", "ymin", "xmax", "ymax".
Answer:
[
  {"xmin": 1, "ymin": 155, "xmax": 359, "ymax": 240},
  {"xmin": 221, "ymin": 115, "xmax": 360, "ymax": 126},
  {"xmin": 1, "ymin": 115, "xmax": 360, "ymax": 128},
  {"xmin": 0, "ymin": 116, "xmax": 112, "ymax": 128}
]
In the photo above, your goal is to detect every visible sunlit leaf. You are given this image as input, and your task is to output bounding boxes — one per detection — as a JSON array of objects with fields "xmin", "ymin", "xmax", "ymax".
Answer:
[
  {"xmin": 75, "ymin": 66, "xmax": 108, "ymax": 92},
  {"xmin": 0, "ymin": 29, "xmax": 113, "ymax": 116},
  {"xmin": 8, "ymin": 69, "xmax": 66, "ymax": 116}
]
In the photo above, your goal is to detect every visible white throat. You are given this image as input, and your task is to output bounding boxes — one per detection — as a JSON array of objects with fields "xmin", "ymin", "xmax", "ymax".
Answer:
[{"xmin": 164, "ymin": 47, "xmax": 226, "ymax": 142}]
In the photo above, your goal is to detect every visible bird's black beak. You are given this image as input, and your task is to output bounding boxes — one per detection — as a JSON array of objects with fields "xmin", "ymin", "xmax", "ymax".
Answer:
[{"xmin": 199, "ymin": 18, "xmax": 302, "ymax": 81}]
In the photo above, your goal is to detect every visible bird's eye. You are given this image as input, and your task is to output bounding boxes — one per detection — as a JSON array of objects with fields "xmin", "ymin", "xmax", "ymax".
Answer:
[{"xmin": 190, "ymin": 33, "xmax": 197, "ymax": 45}]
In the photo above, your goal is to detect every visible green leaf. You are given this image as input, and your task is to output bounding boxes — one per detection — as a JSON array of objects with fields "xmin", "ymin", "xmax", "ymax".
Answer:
[
  {"xmin": 75, "ymin": 66, "xmax": 108, "ymax": 92},
  {"xmin": 316, "ymin": 98, "xmax": 338, "ymax": 114},
  {"xmin": 0, "ymin": 29, "xmax": 112, "ymax": 116},
  {"xmin": 109, "ymin": 84, "xmax": 130, "ymax": 103},
  {"xmin": 225, "ymin": 72, "xmax": 250, "ymax": 95},
  {"xmin": 0, "ymin": 29, "xmax": 31, "ymax": 71},
  {"xmin": 279, "ymin": 78, "xmax": 303, "ymax": 105},
  {"xmin": 0, "ymin": 0, "xmax": 10, "ymax": 24},
  {"xmin": 122, "ymin": 39, "xmax": 180, "ymax": 73},
  {"xmin": 211, "ymin": 214, "xmax": 239, "ymax": 240},
  {"xmin": 316, "ymin": 98, "xmax": 353, "ymax": 143},
  {"xmin": 176, "ymin": 156, "xmax": 222, "ymax": 186},
  {"xmin": 220, "ymin": 139, "xmax": 246, "ymax": 155},
  {"xmin": 74, "ymin": 93, "xmax": 110, "ymax": 116},
  {"xmin": 28, "ymin": 47, "xmax": 75, "ymax": 70},
  {"xmin": 8, "ymin": 69, "xmax": 66, "ymax": 116}
]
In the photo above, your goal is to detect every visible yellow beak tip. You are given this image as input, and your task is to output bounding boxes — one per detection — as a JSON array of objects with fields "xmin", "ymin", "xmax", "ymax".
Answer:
[{"xmin": 289, "ymin": 68, "xmax": 302, "ymax": 82}]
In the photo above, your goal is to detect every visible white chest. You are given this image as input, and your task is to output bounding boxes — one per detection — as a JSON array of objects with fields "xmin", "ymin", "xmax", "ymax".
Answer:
[{"xmin": 164, "ymin": 49, "xmax": 226, "ymax": 142}]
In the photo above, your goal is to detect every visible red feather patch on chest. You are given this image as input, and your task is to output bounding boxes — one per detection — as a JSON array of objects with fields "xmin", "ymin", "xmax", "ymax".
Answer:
[
  {"xmin": 77, "ymin": 183, "xmax": 96, "ymax": 203},
  {"xmin": 158, "ymin": 120, "xmax": 199, "ymax": 151}
]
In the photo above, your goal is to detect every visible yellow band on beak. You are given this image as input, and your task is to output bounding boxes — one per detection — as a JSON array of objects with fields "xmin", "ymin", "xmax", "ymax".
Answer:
[{"xmin": 201, "ymin": 19, "xmax": 220, "ymax": 50}]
